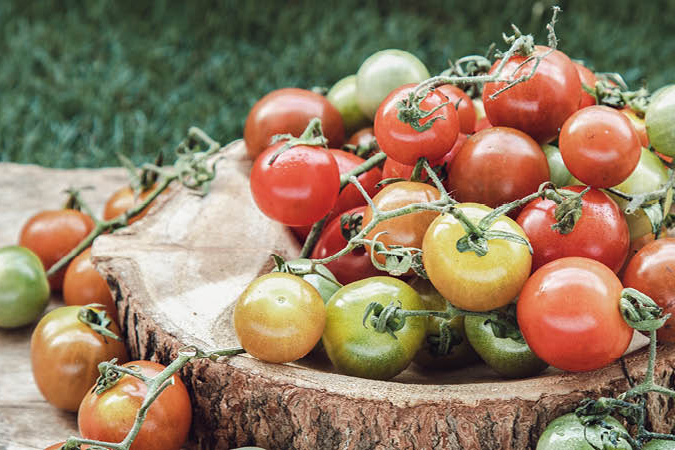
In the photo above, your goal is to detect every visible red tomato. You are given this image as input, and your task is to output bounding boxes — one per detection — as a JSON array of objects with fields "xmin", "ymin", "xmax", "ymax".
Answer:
[
  {"xmin": 311, "ymin": 207, "xmax": 386, "ymax": 284},
  {"xmin": 435, "ymin": 84, "xmax": 476, "ymax": 134},
  {"xmin": 559, "ymin": 105, "xmax": 641, "ymax": 188},
  {"xmin": 517, "ymin": 257, "xmax": 633, "ymax": 372},
  {"xmin": 19, "ymin": 209, "xmax": 96, "ymax": 291},
  {"xmin": 473, "ymin": 116, "xmax": 492, "ymax": 133},
  {"xmin": 103, "ymin": 183, "xmax": 168, "ymax": 225},
  {"xmin": 447, "ymin": 127, "xmax": 550, "ymax": 209},
  {"xmin": 516, "ymin": 186, "xmax": 630, "ymax": 273},
  {"xmin": 78, "ymin": 360, "xmax": 192, "ymax": 450},
  {"xmin": 574, "ymin": 62, "xmax": 598, "ymax": 109},
  {"xmin": 375, "ymin": 83, "xmax": 459, "ymax": 165},
  {"xmin": 63, "ymin": 247, "xmax": 117, "ymax": 323},
  {"xmin": 346, "ymin": 127, "xmax": 376, "ymax": 147},
  {"xmin": 250, "ymin": 143, "xmax": 340, "ymax": 226},
  {"xmin": 621, "ymin": 107, "xmax": 650, "ymax": 148},
  {"xmin": 623, "ymin": 238, "xmax": 675, "ymax": 342},
  {"xmin": 483, "ymin": 46, "xmax": 581, "ymax": 143},
  {"xmin": 244, "ymin": 88, "xmax": 345, "ymax": 159}
]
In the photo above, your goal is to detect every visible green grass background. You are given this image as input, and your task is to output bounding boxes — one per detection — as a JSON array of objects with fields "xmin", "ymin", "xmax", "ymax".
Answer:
[{"xmin": 1, "ymin": 0, "xmax": 674, "ymax": 168}]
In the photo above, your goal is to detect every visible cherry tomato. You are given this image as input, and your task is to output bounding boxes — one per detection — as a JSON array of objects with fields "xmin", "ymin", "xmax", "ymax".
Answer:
[
  {"xmin": 559, "ymin": 105, "xmax": 641, "ymax": 188},
  {"xmin": 322, "ymin": 276, "xmax": 426, "ymax": 379},
  {"xmin": 646, "ymin": 85, "xmax": 675, "ymax": 157},
  {"xmin": 78, "ymin": 360, "xmax": 191, "ymax": 450},
  {"xmin": 0, "ymin": 245, "xmax": 50, "ymax": 329},
  {"xmin": 243, "ymin": 88, "xmax": 345, "ymax": 159},
  {"xmin": 518, "ymin": 257, "xmax": 632, "ymax": 372},
  {"xmin": 346, "ymin": 126, "xmax": 376, "ymax": 148},
  {"xmin": 375, "ymin": 83, "xmax": 460, "ymax": 165},
  {"xmin": 31, "ymin": 305, "xmax": 128, "ymax": 411},
  {"xmin": 516, "ymin": 186, "xmax": 630, "ymax": 273},
  {"xmin": 327, "ymin": 74, "xmax": 371, "ymax": 135},
  {"xmin": 447, "ymin": 127, "xmax": 549, "ymax": 209},
  {"xmin": 543, "ymin": 144, "xmax": 573, "ymax": 187},
  {"xmin": 250, "ymin": 143, "xmax": 340, "ymax": 226},
  {"xmin": 329, "ymin": 149, "xmax": 383, "ymax": 219},
  {"xmin": 574, "ymin": 62, "xmax": 598, "ymax": 109},
  {"xmin": 422, "ymin": 203, "xmax": 532, "ymax": 312},
  {"xmin": 622, "ymin": 238, "xmax": 675, "ymax": 343},
  {"xmin": 537, "ymin": 413, "xmax": 631, "ymax": 449},
  {"xmin": 435, "ymin": 84, "xmax": 476, "ymax": 134},
  {"xmin": 483, "ymin": 46, "xmax": 581, "ymax": 143},
  {"xmin": 19, "ymin": 209, "xmax": 95, "ymax": 291},
  {"xmin": 621, "ymin": 107, "xmax": 649, "ymax": 147},
  {"xmin": 473, "ymin": 116, "xmax": 492, "ymax": 133},
  {"xmin": 233, "ymin": 272, "xmax": 326, "ymax": 363},
  {"xmin": 63, "ymin": 247, "xmax": 117, "ymax": 323},
  {"xmin": 102, "ymin": 183, "xmax": 166, "ymax": 225}
]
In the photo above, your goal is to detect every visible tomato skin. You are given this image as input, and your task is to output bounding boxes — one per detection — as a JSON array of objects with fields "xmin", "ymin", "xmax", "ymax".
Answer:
[
  {"xmin": 0, "ymin": 246, "xmax": 50, "ymax": 329},
  {"xmin": 250, "ymin": 144, "xmax": 340, "ymax": 226},
  {"xmin": 63, "ymin": 247, "xmax": 117, "ymax": 323},
  {"xmin": 543, "ymin": 144, "xmax": 572, "ymax": 187},
  {"xmin": 435, "ymin": 84, "xmax": 476, "ymax": 134},
  {"xmin": 643, "ymin": 440, "xmax": 675, "ymax": 450},
  {"xmin": 574, "ymin": 62, "xmax": 598, "ymax": 109},
  {"xmin": 375, "ymin": 83, "xmax": 460, "ymax": 166},
  {"xmin": 19, "ymin": 209, "xmax": 96, "ymax": 291},
  {"xmin": 422, "ymin": 203, "xmax": 532, "ymax": 312},
  {"xmin": 31, "ymin": 305, "xmax": 128, "ymax": 412},
  {"xmin": 243, "ymin": 88, "xmax": 345, "ymax": 159},
  {"xmin": 234, "ymin": 272, "xmax": 326, "ymax": 363},
  {"xmin": 327, "ymin": 75, "xmax": 371, "ymax": 135},
  {"xmin": 447, "ymin": 127, "xmax": 550, "ymax": 209},
  {"xmin": 329, "ymin": 149, "xmax": 382, "ymax": 219},
  {"xmin": 483, "ymin": 46, "xmax": 581, "ymax": 143},
  {"xmin": 103, "ymin": 184, "xmax": 165, "ymax": 225},
  {"xmin": 621, "ymin": 107, "xmax": 649, "ymax": 147},
  {"xmin": 473, "ymin": 116, "xmax": 492, "ymax": 133},
  {"xmin": 518, "ymin": 257, "xmax": 632, "ymax": 372},
  {"xmin": 346, "ymin": 126, "xmax": 376, "ymax": 148},
  {"xmin": 559, "ymin": 105, "xmax": 641, "ymax": 188},
  {"xmin": 322, "ymin": 276, "xmax": 426, "ymax": 380},
  {"xmin": 536, "ymin": 413, "xmax": 631, "ymax": 449},
  {"xmin": 622, "ymin": 238, "xmax": 675, "ymax": 343},
  {"xmin": 646, "ymin": 85, "xmax": 675, "ymax": 157},
  {"xmin": 78, "ymin": 360, "xmax": 191, "ymax": 450},
  {"xmin": 516, "ymin": 186, "xmax": 629, "ymax": 273}
]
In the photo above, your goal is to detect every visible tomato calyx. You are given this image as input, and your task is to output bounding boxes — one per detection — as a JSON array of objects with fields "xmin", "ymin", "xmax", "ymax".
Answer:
[
  {"xmin": 267, "ymin": 117, "xmax": 329, "ymax": 165},
  {"xmin": 395, "ymin": 89, "xmax": 451, "ymax": 132},
  {"xmin": 586, "ymin": 75, "xmax": 651, "ymax": 116},
  {"xmin": 92, "ymin": 358, "xmax": 129, "ymax": 395},
  {"xmin": 551, "ymin": 186, "xmax": 590, "ymax": 235},
  {"xmin": 410, "ymin": 156, "xmax": 448, "ymax": 185},
  {"xmin": 77, "ymin": 305, "xmax": 122, "ymax": 343},
  {"xmin": 439, "ymin": 54, "xmax": 493, "ymax": 99},
  {"xmin": 340, "ymin": 211, "xmax": 362, "ymax": 241},
  {"xmin": 621, "ymin": 288, "xmax": 669, "ymax": 332}
]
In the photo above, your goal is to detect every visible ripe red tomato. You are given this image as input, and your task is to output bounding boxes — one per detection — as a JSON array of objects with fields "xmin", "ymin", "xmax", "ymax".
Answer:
[
  {"xmin": 243, "ymin": 87, "xmax": 345, "ymax": 159},
  {"xmin": 559, "ymin": 105, "xmax": 641, "ymax": 188},
  {"xmin": 483, "ymin": 46, "xmax": 581, "ymax": 143},
  {"xmin": 103, "ymin": 183, "xmax": 167, "ymax": 225},
  {"xmin": 63, "ymin": 247, "xmax": 117, "ymax": 323},
  {"xmin": 516, "ymin": 186, "xmax": 630, "ymax": 273},
  {"xmin": 346, "ymin": 127, "xmax": 376, "ymax": 147},
  {"xmin": 375, "ymin": 83, "xmax": 459, "ymax": 165},
  {"xmin": 473, "ymin": 116, "xmax": 492, "ymax": 133},
  {"xmin": 311, "ymin": 207, "xmax": 385, "ymax": 284},
  {"xmin": 435, "ymin": 84, "xmax": 476, "ymax": 134},
  {"xmin": 78, "ymin": 360, "xmax": 192, "ymax": 450},
  {"xmin": 574, "ymin": 62, "xmax": 598, "ymax": 109},
  {"xmin": 447, "ymin": 127, "xmax": 550, "ymax": 209},
  {"xmin": 517, "ymin": 257, "xmax": 633, "ymax": 372},
  {"xmin": 250, "ymin": 143, "xmax": 340, "ymax": 226},
  {"xmin": 622, "ymin": 238, "xmax": 675, "ymax": 342},
  {"xmin": 19, "ymin": 209, "xmax": 96, "ymax": 291}
]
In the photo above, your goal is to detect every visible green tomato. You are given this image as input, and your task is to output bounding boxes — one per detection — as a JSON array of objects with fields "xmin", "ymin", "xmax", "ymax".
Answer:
[
  {"xmin": 327, "ymin": 75, "xmax": 371, "ymax": 136},
  {"xmin": 464, "ymin": 314, "xmax": 547, "ymax": 378},
  {"xmin": 322, "ymin": 276, "xmax": 426, "ymax": 380},
  {"xmin": 356, "ymin": 49, "xmax": 430, "ymax": 119},
  {"xmin": 0, "ymin": 246, "xmax": 50, "ymax": 328},
  {"xmin": 543, "ymin": 144, "xmax": 573, "ymax": 188},
  {"xmin": 537, "ymin": 413, "xmax": 631, "ymax": 449},
  {"xmin": 301, "ymin": 264, "xmax": 342, "ymax": 305},
  {"xmin": 644, "ymin": 440, "xmax": 675, "ymax": 449},
  {"xmin": 647, "ymin": 85, "xmax": 675, "ymax": 157}
]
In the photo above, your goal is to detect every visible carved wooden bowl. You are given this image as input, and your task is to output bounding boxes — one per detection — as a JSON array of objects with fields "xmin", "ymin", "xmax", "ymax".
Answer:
[{"xmin": 92, "ymin": 141, "xmax": 675, "ymax": 450}]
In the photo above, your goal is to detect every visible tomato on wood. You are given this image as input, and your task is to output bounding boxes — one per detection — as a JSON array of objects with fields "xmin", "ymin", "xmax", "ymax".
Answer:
[
  {"xmin": 537, "ymin": 413, "xmax": 631, "ymax": 449},
  {"xmin": 103, "ymin": 183, "xmax": 167, "ymax": 225},
  {"xmin": 63, "ymin": 247, "xmax": 117, "ymax": 323}
]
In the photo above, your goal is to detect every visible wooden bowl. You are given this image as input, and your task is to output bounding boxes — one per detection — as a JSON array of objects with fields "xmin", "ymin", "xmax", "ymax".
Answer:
[{"xmin": 92, "ymin": 141, "xmax": 675, "ymax": 450}]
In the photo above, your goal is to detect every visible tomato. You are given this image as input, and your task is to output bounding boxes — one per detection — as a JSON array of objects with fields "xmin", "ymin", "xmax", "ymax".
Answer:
[
  {"xmin": 375, "ymin": 83, "xmax": 460, "ymax": 166},
  {"xmin": 473, "ymin": 98, "xmax": 486, "ymax": 121},
  {"xmin": 362, "ymin": 181, "xmax": 440, "ymax": 269},
  {"xmin": 102, "ymin": 183, "xmax": 166, "ymax": 225},
  {"xmin": 473, "ymin": 116, "xmax": 492, "ymax": 133},
  {"xmin": 483, "ymin": 46, "xmax": 581, "ymax": 143},
  {"xmin": 243, "ymin": 88, "xmax": 344, "ymax": 159},
  {"xmin": 516, "ymin": 186, "xmax": 630, "ymax": 273},
  {"xmin": 327, "ymin": 74, "xmax": 371, "ymax": 135},
  {"xmin": 356, "ymin": 49, "xmax": 430, "ymax": 119},
  {"xmin": 0, "ymin": 246, "xmax": 50, "ymax": 328},
  {"xmin": 329, "ymin": 149, "xmax": 383, "ymax": 219},
  {"xmin": 63, "ymin": 247, "xmax": 117, "ymax": 323},
  {"xmin": 543, "ymin": 144, "xmax": 573, "ymax": 187},
  {"xmin": 574, "ymin": 62, "xmax": 598, "ymax": 109},
  {"xmin": 233, "ymin": 272, "xmax": 326, "ymax": 363},
  {"xmin": 250, "ymin": 143, "xmax": 340, "ymax": 226},
  {"xmin": 447, "ymin": 127, "xmax": 550, "ymax": 209},
  {"xmin": 622, "ymin": 238, "xmax": 675, "ymax": 343},
  {"xmin": 299, "ymin": 263, "xmax": 342, "ymax": 305},
  {"xmin": 322, "ymin": 276, "xmax": 426, "ymax": 379},
  {"xmin": 346, "ymin": 126, "xmax": 376, "ymax": 148},
  {"xmin": 646, "ymin": 85, "xmax": 675, "ymax": 157},
  {"xmin": 422, "ymin": 203, "xmax": 532, "ymax": 312},
  {"xmin": 312, "ymin": 207, "xmax": 385, "ymax": 285},
  {"xmin": 31, "ymin": 305, "xmax": 128, "ymax": 411},
  {"xmin": 78, "ymin": 360, "xmax": 191, "ymax": 450},
  {"xmin": 644, "ymin": 440, "xmax": 675, "ymax": 450},
  {"xmin": 536, "ymin": 413, "xmax": 631, "ymax": 449},
  {"xmin": 559, "ymin": 105, "xmax": 641, "ymax": 188},
  {"xmin": 621, "ymin": 107, "xmax": 649, "ymax": 147},
  {"xmin": 518, "ymin": 257, "xmax": 632, "ymax": 372},
  {"xmin": 435, "ymin": 84, "xmax": 476, "ymax": 134},
  {"xmin": 464, "ymin": 314, "xmax": 547, "ymax": 378},
  {"xmin": 19, "ymin": 209, "xmax": 96, "ymax": 291}
]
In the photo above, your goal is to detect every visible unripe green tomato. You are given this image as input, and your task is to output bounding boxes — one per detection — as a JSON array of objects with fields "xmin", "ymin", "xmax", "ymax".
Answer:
[
  {"xmin": 543, "ymin": 144, "xmax": 573, "ymax": 187},
  {"xmin": 464, "ymin": 314, "xmax": 547, "ymax": 378},
  {"xmin": 646, "ymin": 85, "xmax": 675, "ymax": 157},
  {"xmin": 644, "ymin": 440, "xmax": 675, "ymax": 449},
  {"xmin": 327, "ymin": 75, "xmax": 371, "ymax": 136},
  {"xmin": 356, "ymin": 49, "xmax": 430, "ymax": 119},
  {"xmin": 536, "ymin": 413, "xmax": 631, "ymax": 449},
  {"xmin": 0, "ymin": 246, "xmax": 50, "ymax": 328}
]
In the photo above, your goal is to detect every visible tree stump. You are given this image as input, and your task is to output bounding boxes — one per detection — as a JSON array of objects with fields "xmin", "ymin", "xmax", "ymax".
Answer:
[{"xmin": 92, "ymin": 140, "xmax": 675, "ymax": 450}]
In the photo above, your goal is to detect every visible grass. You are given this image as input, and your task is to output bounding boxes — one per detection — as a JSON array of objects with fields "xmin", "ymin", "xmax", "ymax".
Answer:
[{"xmin": 1, "ymin": 0, "xmax": 673, "ymax": 167}]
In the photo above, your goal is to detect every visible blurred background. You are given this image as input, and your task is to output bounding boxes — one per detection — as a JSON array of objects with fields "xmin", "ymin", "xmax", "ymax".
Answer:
[{"xmin": 1, "ymin": 0, "xmax": 673, "ymax": 168}]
